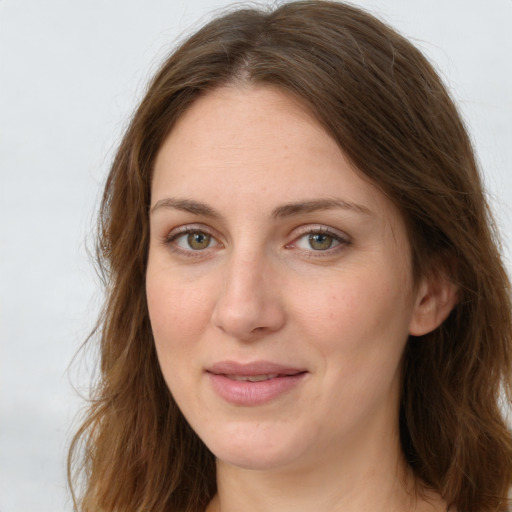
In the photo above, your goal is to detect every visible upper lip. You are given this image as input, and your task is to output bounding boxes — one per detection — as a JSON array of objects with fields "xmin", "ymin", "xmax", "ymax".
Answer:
[{"xmin": 207, "ymin": 360, "xmax": 307, "ymax": 377}]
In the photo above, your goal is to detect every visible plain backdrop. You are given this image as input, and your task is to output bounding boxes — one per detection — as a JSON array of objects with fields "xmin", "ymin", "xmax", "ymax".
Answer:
[{"xmin": 1, "ymin": 1, "xmax": 511, "ymax": 510}]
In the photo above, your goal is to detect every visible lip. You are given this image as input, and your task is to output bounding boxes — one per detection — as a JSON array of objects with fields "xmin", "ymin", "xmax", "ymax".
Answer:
[{"xmin": 206, "ymin": 360, "xmax": 308, "ymax": 406}]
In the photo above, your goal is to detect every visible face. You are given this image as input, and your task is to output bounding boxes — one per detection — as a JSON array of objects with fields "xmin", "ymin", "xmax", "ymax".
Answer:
[{"xmin": 146, "ymin": 85, "xmax": 424, "ymax": 472}]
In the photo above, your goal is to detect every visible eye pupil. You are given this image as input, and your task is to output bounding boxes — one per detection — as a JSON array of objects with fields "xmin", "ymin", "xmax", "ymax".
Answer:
[
  {"xmin": 308, "ymin": 233, "xmax": 333, "ymax": 250},
  {"xmin": 187, "ymin": 232, "xmax": 211, "ymax": 250}
]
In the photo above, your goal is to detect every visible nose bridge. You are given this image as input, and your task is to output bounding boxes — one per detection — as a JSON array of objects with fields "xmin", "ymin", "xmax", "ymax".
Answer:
[
  {"xmin": 212, "ymin": 244, "xmax": 285, "ymax": 339},
  {"xmin": 225, "ymin": 248, "xmax": 263, "ymax": 299}
]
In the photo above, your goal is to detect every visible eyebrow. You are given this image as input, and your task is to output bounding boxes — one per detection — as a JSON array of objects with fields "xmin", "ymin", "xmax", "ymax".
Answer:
[
  {"xmin": 270, "ymin": 198, "xmax": 374, "ymax": 218},
  {"xmin": 150, "ymin": 197, "xmax": 374, "ymax": 218},
  {"xmin": 151, "ymin": 198, "xmax": 221, "ymax": 217}
]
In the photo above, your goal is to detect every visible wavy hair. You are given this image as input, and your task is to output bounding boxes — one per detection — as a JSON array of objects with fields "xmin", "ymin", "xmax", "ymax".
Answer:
[{"xmin": 68, "ymin": 2, "xmax": 512, "ymax": 511}]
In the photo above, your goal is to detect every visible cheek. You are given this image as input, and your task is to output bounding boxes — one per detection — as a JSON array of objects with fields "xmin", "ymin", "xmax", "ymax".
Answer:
[
  {"xmin": 146, "ymin": 273, "xmax": 214, "ymax": 363},
  {"xmin": 146, "ymin": 275, "xmax": 216, "ymax": 410},
  {"xmin": 293, "ymin": 275, "xmax": 402, "ymax": 330},
  {"xmin": 289, "ymin": 267, "xmax": 414, "ymax": 371}
]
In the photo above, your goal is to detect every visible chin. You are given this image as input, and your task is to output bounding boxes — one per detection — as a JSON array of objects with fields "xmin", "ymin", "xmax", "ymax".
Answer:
[{"xmin": 198, "ymin": 420, "xmax": 310, "ymax": 472}]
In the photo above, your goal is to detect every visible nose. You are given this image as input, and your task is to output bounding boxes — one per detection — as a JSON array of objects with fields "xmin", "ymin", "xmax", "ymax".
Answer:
[{"xmin": 211, "ymin": 250, "xmax": 286, "ymax": 341}]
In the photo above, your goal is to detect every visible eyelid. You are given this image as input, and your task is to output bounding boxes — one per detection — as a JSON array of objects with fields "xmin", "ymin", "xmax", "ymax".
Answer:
[{"xmin": 165, "ymin": 223, "xmax": 215, "ymax": 241}]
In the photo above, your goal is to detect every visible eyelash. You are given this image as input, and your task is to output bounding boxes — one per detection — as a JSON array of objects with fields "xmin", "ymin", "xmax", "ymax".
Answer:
[
  {"xmin": 164, "ymin": 225, "xmax": 221, "ymax": 258},
  {"xmin": 287, "ymin": 227, "xmax": 350, "ymax": 256},
  {"xmin": 163, "ymin": 225, "xmax": 350, "ymax": 258}
]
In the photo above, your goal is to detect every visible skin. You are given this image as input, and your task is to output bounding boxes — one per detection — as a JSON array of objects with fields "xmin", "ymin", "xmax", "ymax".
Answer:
[{"xmin": 146, "ymin": 85, "xmax": 454, "ymax": 512}]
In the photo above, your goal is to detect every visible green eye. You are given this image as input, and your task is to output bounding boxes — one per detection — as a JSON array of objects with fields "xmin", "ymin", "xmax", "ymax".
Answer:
[
  {"xmin": 168, "ymin": 228, "xmax": 221, "ymax": 255},
  {"xmin": 308, "ymin": 233, "xmax": 335, "ymax": 250},
  {"xmin": 293, "ymin": 230, "xmax": 345, "ymax": 252},
  {"xmin": 187, "ymin": 232, "xmax": 212, "ymax": 250}
]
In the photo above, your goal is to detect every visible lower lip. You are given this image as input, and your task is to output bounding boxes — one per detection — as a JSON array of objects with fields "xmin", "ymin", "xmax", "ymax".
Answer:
[{"xmin": 207, "ymin": 372, "xmax": 307, "ymax": 406}]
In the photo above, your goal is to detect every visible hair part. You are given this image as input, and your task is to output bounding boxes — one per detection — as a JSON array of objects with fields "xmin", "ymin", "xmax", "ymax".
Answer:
[{"xmin": 69, "ymin": 2, "xmax": 512, "ymax": 511}]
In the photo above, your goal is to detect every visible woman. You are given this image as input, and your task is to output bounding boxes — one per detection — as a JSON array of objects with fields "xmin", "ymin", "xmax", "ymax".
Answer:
[{"xmin": 68, "ymin": 1, "xmax": 512, "ymax": 511}]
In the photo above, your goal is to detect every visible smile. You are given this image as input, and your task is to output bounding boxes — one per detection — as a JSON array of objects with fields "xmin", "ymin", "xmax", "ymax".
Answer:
[{"xmin": 206, "ymin": 362, "xmax": 308, "ymax": 406}]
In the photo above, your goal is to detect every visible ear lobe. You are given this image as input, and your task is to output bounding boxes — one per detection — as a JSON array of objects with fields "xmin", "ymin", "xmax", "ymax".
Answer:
[{"xmin": 409, "ymin": 274, "xmax": 459, "ymax": 336}]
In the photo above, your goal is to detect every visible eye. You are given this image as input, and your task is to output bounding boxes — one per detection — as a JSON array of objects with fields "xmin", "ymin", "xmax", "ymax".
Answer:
[
  {"xmin": 182, "ymin": 232, "xmax": 213, "ymax": 250},
  {"xmin": 291, "ymin": 228, "xmax": 349, "ymax": 252},
  {"xmin": 300, "ymin": 233, "xmax": 339, "ymax": 251},
  {"xmin": 167, "ymin": 228, "xmax": 220, "ymax": 252}
]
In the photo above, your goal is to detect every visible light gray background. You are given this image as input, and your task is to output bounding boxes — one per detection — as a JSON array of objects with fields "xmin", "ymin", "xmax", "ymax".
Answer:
[{"xmin": 1, "ymin": 1, "xmax": 511, "ymax": 511}]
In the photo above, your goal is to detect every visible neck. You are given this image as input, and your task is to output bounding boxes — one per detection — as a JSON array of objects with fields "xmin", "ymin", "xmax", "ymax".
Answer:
[{"xmin": 206, "ymin": 426, "xmax": 442, "ymax": 512}]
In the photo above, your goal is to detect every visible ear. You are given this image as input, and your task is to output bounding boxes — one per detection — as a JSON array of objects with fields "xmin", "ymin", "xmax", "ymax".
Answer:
[{"xmin": 409, "ymin": 273, "xmax": 459, "ymax": 336}]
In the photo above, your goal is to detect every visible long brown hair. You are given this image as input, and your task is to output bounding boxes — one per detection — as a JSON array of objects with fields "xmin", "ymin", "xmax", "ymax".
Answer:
[{"xmin": 68, "ymin": 2, "xmax": 512, "ymax": 511}]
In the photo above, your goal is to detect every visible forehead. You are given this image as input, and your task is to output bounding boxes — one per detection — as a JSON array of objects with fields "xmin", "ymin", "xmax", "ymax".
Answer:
[
  {"xmin": 151, "ymin": 85, "xmax": 398, "ymax": 223},
  {"xmin": 155, "ymin": 85, "xmax": 329, "ymax": 174}
]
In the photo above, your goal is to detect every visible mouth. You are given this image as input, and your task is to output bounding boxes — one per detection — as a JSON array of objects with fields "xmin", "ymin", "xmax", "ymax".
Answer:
[
  {"xmin": 207, "ymin": 360, "xmax": 307, "ymax": 376},
  {"xmin": 206, "ymin": 361, "xmax": 308, "ymax": 405},
  {"xmin": 225, "ymin": 373, "xmax": 281, "ymax": 382}
]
